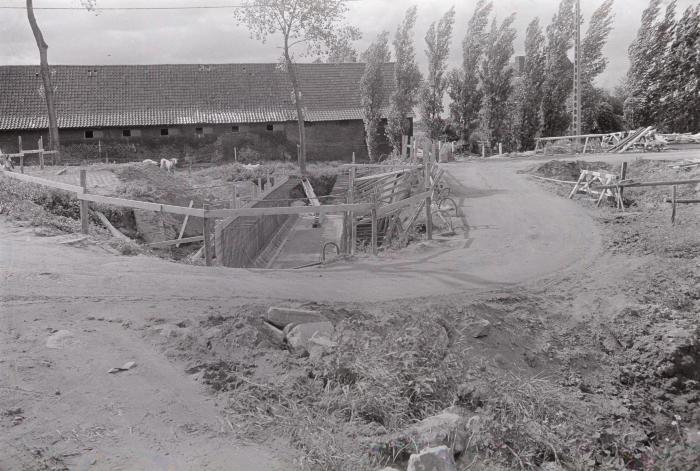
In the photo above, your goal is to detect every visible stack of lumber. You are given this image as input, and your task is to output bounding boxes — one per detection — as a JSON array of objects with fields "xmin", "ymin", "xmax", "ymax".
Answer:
[{"xmin": 660, "ymin": 132, "xmax": 700, "ymax": 144}]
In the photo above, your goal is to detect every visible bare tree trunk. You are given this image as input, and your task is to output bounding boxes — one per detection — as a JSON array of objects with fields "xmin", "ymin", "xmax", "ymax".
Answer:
[
  {"xmin": 284, "ymin": 38, "xmax": 307, "ymax": 175},
  {"xmin": 26, "ymin": 0, "xmax": 60, "ymax": 161}
]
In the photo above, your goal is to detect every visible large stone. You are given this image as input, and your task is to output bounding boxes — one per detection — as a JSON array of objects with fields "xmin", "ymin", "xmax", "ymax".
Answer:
[
  {"xmin": 407, "ymin": 446, "xmax": 457, "ymax": 471},
  {"xmin": 369, "ymin": 407, "xmax": 475, "ymax": 460},
  {"xmin": 467, "ymin": 319, "xmax": 491, "ymax": 338},
  {"xmin": 286, "ymin": 321, "xmax": 334, "ymax": 355},
  {"xmin": 265, "ymin": 307, "xmax": 328, "ymax": 329}
]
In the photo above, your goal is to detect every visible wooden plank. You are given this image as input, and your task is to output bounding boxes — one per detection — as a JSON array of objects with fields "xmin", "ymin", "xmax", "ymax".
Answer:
[
  {"xmin": 355, "ymin": 169, "xmax": 411, "ymax": 182},
  {"xmin": 204, "ymin": 203, "xmax": 373, "ymax": 219},
  {"xmin": 598, "ymin": 178, "xmax": 700, "ymax": 190},
  {"xmin": 203, "ymin": 204, "xmax": 212, "ymax": 266},
  {"xmin": 618, "ymin": 126, "xmax": 653, "ymax": 153},
  {"xmin": 1, "ymin": 170, "xmax": 84, "ymax": 193},
  {"xmin": 176, "ymin": 200, "xmax": 194, "ymax": 248},
  {"xmin": 80, "ymin": 170, "xmax": 89, "ymax": 235},
  {"xmin": 671, "ymin": 186, "xmax": 677, "ymax": 224},
  {"xmin": 94, "ymin": 211, "xmax": 130, "ymax": 241},
  {"xmin": 149, "ymin": 235, "xmax": 203, "ymax": 248},
  {"xmin": 78, "ymin": 193, "xmax": 206, "ymax": 217},
  {"xmin": 376, "ymin": 191, "xmax": 431, "ymax": 218},
  {"xmin": 663, "ymin": 198, "xmax": 700, "ymax": 204},
  {"xmin": 424, "ymin": 158, "xmax": 433, "ymax": 240}
]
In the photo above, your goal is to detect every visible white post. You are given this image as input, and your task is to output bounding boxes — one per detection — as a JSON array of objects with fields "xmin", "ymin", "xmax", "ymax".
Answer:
[{"xmin": 499, "ymin": 143, "xmax": 503, "ymax": 155}]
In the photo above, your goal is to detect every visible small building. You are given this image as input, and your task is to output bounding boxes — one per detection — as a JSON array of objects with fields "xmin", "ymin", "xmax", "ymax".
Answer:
[{"xmin": 0, "ymin": 63, "xmax": 406, "ymax": 162}]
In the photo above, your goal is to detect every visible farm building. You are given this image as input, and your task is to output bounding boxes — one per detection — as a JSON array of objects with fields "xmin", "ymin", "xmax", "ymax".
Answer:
[{"xmin": 0, "ymin": 63, "xmax": 405, "ymax": 162}]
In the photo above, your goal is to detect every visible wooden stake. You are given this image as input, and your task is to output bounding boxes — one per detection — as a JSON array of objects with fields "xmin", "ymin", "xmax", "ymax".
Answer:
[
  {"xmin": 671, "ymin": 185, "xmax": 677, "ymax": 224},
  {"xmin": 234, "ymin": 147, "xmax": 238, "ymax": 162},
  {"xmin": 619, "ymin": 162, "xmax": 628, "ymax": 204},
  {"xmin": 370, "ymin": 191, "xmax": 378, "ymax": 256},
  {"xmin": 79, "ymin": 169, "xmax": 89, "ymax": 234},
  {"xmin": 176, "ymin": 200, "xmax": 194, "ymax": 248},
  {"xmin": 232, "ymin": 183, "xmax": 238, "ymax": 209},
  {"xmin": 18, "ymin": 136, "xmax": 22, "ymax": 154},
  {"xmin": 38, "ymin": 136, "xmax": 44, "ymax": 169},
  {"xmin": 349, "ymin": 165, "xmax": 356, "ymax": 255},
  {"xmin": 203, "ymin": 204, "xmax": 212, "ymax": 266},
  {"xmin": 424, "ymin": 156, "xmax": 433, "ymax": 240}
]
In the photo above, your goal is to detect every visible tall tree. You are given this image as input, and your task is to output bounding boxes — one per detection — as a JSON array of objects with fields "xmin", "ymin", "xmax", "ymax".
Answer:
[
  {"xmin": 235, "ymin": 0, "xmax": 360, "ymax": 174},
  {"xmin": 665, "ymin": 5, "xmax": 700, "ymax": 132},
  {"xmin": 448, "ymin": 0, "xmax": 493, "ymax": 146},
  {"xmin": 625, "ymin": 0, "xmax": 664, "ymax": 127},
  {"xmin": 478, "ymin": 14, "xmax": 517, "ymax": 151},
  {"xmin": 26, "ymin": 0, "xmax": 60, "ymax": 159},
  {"xmin": 518, "ymin": 18, "xmax": 547, "ymax": 150},
  {"xmin": 360, "ymin": 32, "xmax": 391, "ymax": 162},
  {"xmin": 541, "ymin": 0, "xmax": 576, "ymax": 137},
  {"xmin": 386, "ymin": 6, "xmax": 423, "ymax": 156},
  {"xmin": 420, "ymin": 6, "xmax": 456, "ymax": 142},
  {"xmin": 581, "ymin": 0, "xmax": 615, "ymax": 133}
]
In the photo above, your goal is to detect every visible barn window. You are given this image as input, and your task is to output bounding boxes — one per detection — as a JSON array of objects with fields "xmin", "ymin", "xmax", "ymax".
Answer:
[
  {"xmin": 160, "ymin": 128, "xmax": 169, "ymax": 136},
  {"xmin": 195, "ymin": 127, "xmax": 203, "ymax": 135},
  {"xmin": 232, "ymin": 125, "xmax": 240, "ymax": 132},
  {"xmin": 122, "ymin": 129, "xmax": 131, "ymax": 137},
  {"xmin": 85, "ymin": 130, "xmax": 94, "ymax": 139},
  {"xmin": 266, "ymin": 124, "xmax": 274, "ymax": 131}
]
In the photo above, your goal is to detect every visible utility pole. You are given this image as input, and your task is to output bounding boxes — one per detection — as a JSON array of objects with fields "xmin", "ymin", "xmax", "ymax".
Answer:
[{"xmin": 572, "ymin": 0, "xmax": 582, "ymax": 151}]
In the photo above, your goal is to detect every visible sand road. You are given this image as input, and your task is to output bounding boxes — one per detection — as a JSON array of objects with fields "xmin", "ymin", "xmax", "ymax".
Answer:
[{"xmin": 1, "ymin": 158, "xmax": 606, "ymax": 470}]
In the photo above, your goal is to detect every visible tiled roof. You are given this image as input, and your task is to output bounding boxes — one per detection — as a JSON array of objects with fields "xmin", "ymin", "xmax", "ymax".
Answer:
[{"xmin": 0, "ymin": 63, "xmax": 398, "ymax": 130}]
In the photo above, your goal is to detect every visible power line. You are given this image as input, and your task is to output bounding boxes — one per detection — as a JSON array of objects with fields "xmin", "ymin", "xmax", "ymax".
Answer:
[{"xmin": 0, "ymin": 1, "xmax": 361, "ymax": 11}]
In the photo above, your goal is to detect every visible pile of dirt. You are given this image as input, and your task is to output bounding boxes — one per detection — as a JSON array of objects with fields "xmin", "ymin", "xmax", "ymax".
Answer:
[{"xmin": 532, "ymin": 160, "xmax": 613, "ymax": 181}]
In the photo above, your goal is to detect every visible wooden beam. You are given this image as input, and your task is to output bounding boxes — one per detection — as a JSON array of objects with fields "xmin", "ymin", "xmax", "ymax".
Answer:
[
  {"xmin": 94, "ymin": 211, "xmax": 130, "ymax": 241},
  {"xmin": 1, "ymin": 170, "xmax": 84, "ymax": 193},
  {"xmin": 78, "ymin": 193, "xmax": 206, "ymax": 217},
  {"xmin": 176, "ymin": 200, "xmax": 194, "ymax": 248},
  {"xmin": 79, "ymin": 170, "xmax": 89, "ymax": 235},
  {"xmin": 355, "ymin": 168, "xmax": 413, "ymax": 182},
  {"xmin": 377, "ymin": 191, "xmax": 432, "ymax": 218},
  {"xmin": 204, "ymin": 203, "xmax": 373, "ymax": 219},
  {"xmin": 598, "ymin": 178, "xmax": 700, "ymax": 190},
  {"xmin": 203, "ymin": 204, "xmax": 212, "ymax": 266},
  {"xmin": 149, "ymin": 235, "xmax": 203, "ymax": 248},
  {"xmin": 663, "ymin": 198, "xmax": 700, "ymax": 204}
]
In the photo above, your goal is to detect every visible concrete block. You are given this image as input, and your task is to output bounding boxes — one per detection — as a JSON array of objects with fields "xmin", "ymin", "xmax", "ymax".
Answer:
[
  {"xmin": 407, "ymin": 446, "xmax": 456, "ymax": 471},
  {"xmin": 265, "ymin": 307, "xmax": 328, "ymax": 329},
  {"xmin": 286, "ymin": 321, "xmax": 334, "ymax": 355}
]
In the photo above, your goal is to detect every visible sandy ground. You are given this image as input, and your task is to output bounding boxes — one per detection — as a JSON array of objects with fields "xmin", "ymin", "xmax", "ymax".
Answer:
[{"xmin": 1, "ymin": 149, "xmax": 698, "ymax": 470}]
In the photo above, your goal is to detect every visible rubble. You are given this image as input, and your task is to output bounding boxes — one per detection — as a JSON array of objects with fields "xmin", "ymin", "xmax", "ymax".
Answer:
[
  {"xmin": 370, "ymin": 407, "xmax": 474, "ymax": 460},
  {"xmin": 286, "ymin": 321, "xmax": 335, "ymax": 356},
  {"xmin": 264, "ymin": 307, "xmax": 328, "ymax": 329},
  {"xmin": 407, "ymin": 445, "xmax": 457, "ymax": 471}
]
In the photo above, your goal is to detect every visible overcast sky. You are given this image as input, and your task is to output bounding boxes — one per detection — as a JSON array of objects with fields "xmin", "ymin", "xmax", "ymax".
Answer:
[{"xmin": 0, "ymin": 0, "xmax": 693, "ymax": 90}]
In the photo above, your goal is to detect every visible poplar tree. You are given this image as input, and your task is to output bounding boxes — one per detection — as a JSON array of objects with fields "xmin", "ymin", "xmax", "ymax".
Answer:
[
  {"xmin": 518, "ymin": 18, "xmax": 546, "ymax": 150},
  {"xmin": 581, "ymin": 0, "xmax": 615, "ymax": 133},
  {"xmin": 666, "ymin": 5, "xmax": 700, "ymax": 132},
  {"xmin": 448, "ymin": 0, "xmax": 493, "ymax": 146},
  {"xmin": 478, "ymin": 15, "xmax": 517, "ymax": 150},
  {"xmin": 360, "ymin": 32, "xmax": 391, "ymax": 162},
  {"xmin": 386, "ymin": 6, "xmax": 423, "ymax": 155},
  {"xmin": 420, "ymin": 7, "xmax": 456, "ymax": 142},
  {"xmin": 541, "ymin": 0, "xmax": 575, "ymax": 137}
]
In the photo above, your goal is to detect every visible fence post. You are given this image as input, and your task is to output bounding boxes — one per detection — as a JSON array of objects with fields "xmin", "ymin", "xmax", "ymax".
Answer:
[
  {"xmin": 671, "ymin": 185, "xmax": 677, "ymax": 224},
  {"xmin": 370, "ymin": 191, "xmax": 378, "ymax": 256},
  {"xmin": 38, "ymin": 136, "xmax": 44, "ymax": 170},
  {"xmin": 232, "ymin": 183, "xmax": 238, "ymax": 209},
  {"xmin": 619, "ymin": 161, "xmax": 628, "ymax": 204},
  {"xmin": 203, "ymin": 204, "xmax": 212, "ymax": 266},
  {"xmin": 424, "ymin": 155, "xmax": 433, "ymax": 241},
  {"xmin": 348, "ymin": 165, "xmax": 356, "ymax": 255},
  {"xmin": 80, "ymin": 169, "xmax": 89, "ymax": 234}
]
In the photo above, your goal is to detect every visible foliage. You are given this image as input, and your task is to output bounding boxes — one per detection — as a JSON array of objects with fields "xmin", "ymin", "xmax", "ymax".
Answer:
[
  {"xmin": 385, "ymin": 6, "xmax": 423, "ymax": 156},
  {"xmin": 360, "ymin": 32, "xmax": 391, "ymax": 162},
  {"xmin": 581, "ymin": 0, "xmax": 615, "ymax": 133},
  {"xmin": 478, "ymin": 15, "xmax": 517, "ymax": 151},
  {"xmin": 518, "ymin": 18, "xmax": 547, "ymax": 150},
  {"xmin": 419, "ymin": 7, "xmax": 456, "ymax": 141},
  {"xmin": 234, "ymin": 0, "xmax": 360, "ymax": 173},
  {"xmin": 448, "ymin": 0, "xmax": 493, "ymax": 147},
  {"xmin": 624, "ymin": 0, "xmax": 700, "ymax": 132},
  {"xmin": 541, "ymin": 0, "xmax": 576, "ymax": 137}
]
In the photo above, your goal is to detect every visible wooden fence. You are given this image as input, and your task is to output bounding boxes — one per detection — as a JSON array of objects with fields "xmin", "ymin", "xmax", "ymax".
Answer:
[{"xmin": 2, "ymin": 166, "xmax": 429, "ymax": 264}]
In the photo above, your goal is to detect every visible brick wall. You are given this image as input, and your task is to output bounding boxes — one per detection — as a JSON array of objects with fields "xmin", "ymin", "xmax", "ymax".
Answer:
[
  {"xmin": 215, "ymin": 177, "xmax": 299, "ymax": 268},
  {"xmin": 0, "ymin": 118, "xmax": 400, "ymax": 164}
]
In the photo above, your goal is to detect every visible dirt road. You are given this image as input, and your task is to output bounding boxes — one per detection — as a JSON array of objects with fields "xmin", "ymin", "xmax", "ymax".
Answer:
[{"xmin": 2, "ymin": 152, "xmax": 693, "ymax": 470}]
